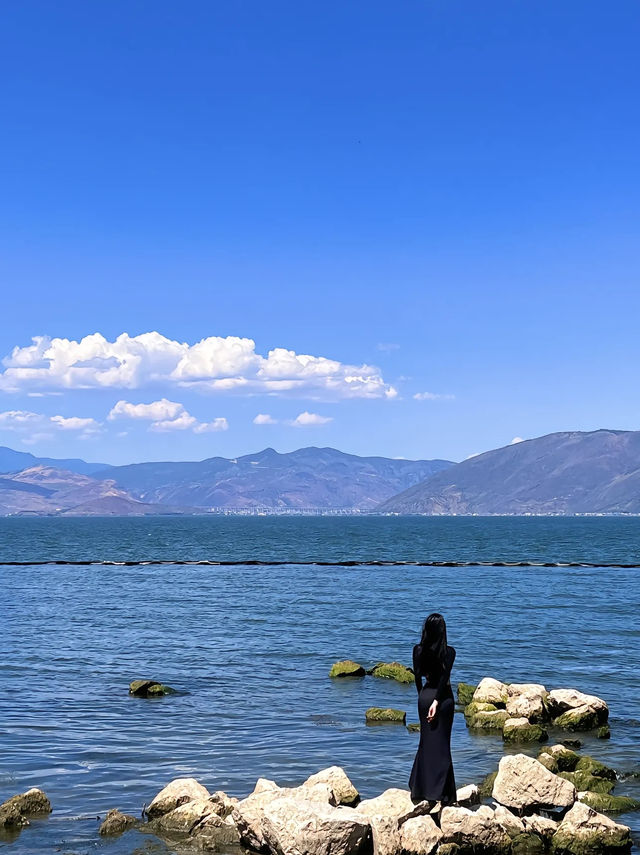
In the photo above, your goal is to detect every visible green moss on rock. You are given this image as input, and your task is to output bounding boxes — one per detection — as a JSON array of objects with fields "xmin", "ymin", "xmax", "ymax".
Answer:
[
  {"xmin": 329, "ymin": 660, "xmax": 366, "ymax": 678},
  {"xmin": 407, "ymin": 722, "xmax": 421, "ymax": 732},
  {"xmin": 457, "ymin": 682, "xmax": 477, "ymax": 706},
  {"xmin": 575, "ymin": 756, "xmax": 617, "ymax": 781},
  {"xmin": 553, "ymin": 708, "xmax": 599, "ymax": 732},
  {"xmin": 538, "ymin": 753, "xmax": 560, "ymax": 773},
  {"xmin": 369, "ymin": 662, "xmax": 414, "ymax": 683},
  {"xmin": 596, "ymin": 725, "xmax": 611, "ymax": 740},
  {"xmin": 467, "ymin": 709, "xmax": 509, "ymax": 731},
  {"xmin": 146, "ymin": 683, "xmax": 177, "ymax": 696},
  {"xmin": 464, "ymin": 701, "xmax": 498, "ymax": 718},
  {"xmin": 578, "ymin": 793, "xmax": 640, "ymax": 813},
  {"xmin": 558, "ymin": 772, "xmax": 615, "ymax": 794},
  {"xmin": 511, "ymin": 833, "xmax": 546, "ymax": 855},
  {"xmin": 478, "ymin": 770, "xmax": 498, "ymax": 797},
  {"xmin": 503, "ymin": 720, "xmax": 548, "ymax": 744},
  {"xmin": 551, "ymin": 825, "xmax": 630, "ymax": 855},
  {"xmin": 365, "ymin": 707, "xmax": 406, "ymax": 723}
]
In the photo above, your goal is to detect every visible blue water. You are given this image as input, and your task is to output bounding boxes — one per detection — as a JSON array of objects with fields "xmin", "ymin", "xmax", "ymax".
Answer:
[{"xmin": 1, "ymin": 518, "xmax": 639, "ymax": 854}]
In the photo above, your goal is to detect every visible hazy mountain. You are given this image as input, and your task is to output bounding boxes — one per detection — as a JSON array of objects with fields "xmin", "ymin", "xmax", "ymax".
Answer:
[
  {"xmin": 0, "ymin": 466, "xmax": 186, "ymax": 516},
  {"xmin": 378, "ymin": 429, "xmax": 640, "ymax": 515},
  {"xmin": 95, "ymin": 446, "xmax": 453, "ymax": 510},
  {"xmin": 0, "ymin": 446, "xmax": 110, "ymax": 477}
]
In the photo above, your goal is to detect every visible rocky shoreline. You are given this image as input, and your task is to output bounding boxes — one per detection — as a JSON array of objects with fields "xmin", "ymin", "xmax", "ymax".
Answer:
[{"xmin": 2, "ymin": 746, "xmax": 637, "ymax": 854}]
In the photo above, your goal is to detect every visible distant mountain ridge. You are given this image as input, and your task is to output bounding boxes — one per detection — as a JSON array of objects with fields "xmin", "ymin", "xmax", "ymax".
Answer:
[
  {"xmin": 378, "ymin": 429, "xmax": 640, "ymax": 515},
  {"xmin": 0, "ymin": 445, "xmax": 110, "ymax": 477},
  {"xmin": 94, "ymin": 447, "xmax": 453, "ymax": 510}
]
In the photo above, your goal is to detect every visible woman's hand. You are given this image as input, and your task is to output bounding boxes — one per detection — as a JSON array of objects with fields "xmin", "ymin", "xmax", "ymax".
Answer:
[{"xmin": 427, "ymin": 699, "xmax": 438, "ymax": 722}]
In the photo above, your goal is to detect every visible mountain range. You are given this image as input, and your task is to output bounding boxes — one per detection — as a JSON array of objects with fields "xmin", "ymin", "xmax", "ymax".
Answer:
[{"xmin": 2, "ymin": 429, "xmax": 640, "ymax": 516}]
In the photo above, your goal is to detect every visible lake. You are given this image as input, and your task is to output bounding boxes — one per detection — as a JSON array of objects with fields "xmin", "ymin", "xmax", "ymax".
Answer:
[{"xmin": 1, "ymin": 517, "xmax": 639, "ymax": 854}]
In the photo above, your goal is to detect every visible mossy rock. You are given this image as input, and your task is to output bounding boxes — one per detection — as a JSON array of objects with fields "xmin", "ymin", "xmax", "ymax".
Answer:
[
  {"xmin": 369, "ymin": 662, "xmax": 414, "ymax": 684},
  {"xmin": 464, "ymin": 701, "xmax": 498, "ymax": 718},
  {"xmin": 329, "ymin": 660, "xmax": 366, "ymax": 678},
  {"xmin": 538, "ymin": 752, "xmax": 560, "ymax": 773},
  {"xmin": 511, "ymin": 833, "xmax": 546, "ymax": 855},
  {"xmin": 407, "ymin": 722, "xmax": 421, "ymax": 732},
  {"xmin": 146, "ymin": 683, "xmax": 177, "ymax": 696},
  {"xmin": 553, "ymin": 708, "xmax": 598, "ymax": 732},
  {"xmin": 437, "ymin": 844, "xmax": 461, "ymax": 855},
  {"xmin": 467, "ymin": 709, "xmax": 509, "ymax": 731},
  {"xmin": 558, "ymin": 771, "xmax": 615, "ymax": 794},
  {"xmin": 578, "ymin": 792, "xmax": 640, "ymax": 813},
  {"xmin": 543, "ymin": 745, "xmax": 581, "ymax": 772},
  {"xmin": 365, "ymin": 707, "xmax": 406, "ymax": 723},
  {"xmin": 550, "ymin": 825, "xmax": 631, "ymax": 855},
  {"xmin": 129, "ymin": 679, "xmax": 176, "ymax": 697},
  {"xmin": 561, "ymin": 739, "xmax": 582, "ymax": 750},
  {"xmin": 575, "ymin": 756, "xmax": 617, "ymax": 781},
  {"xmin": 478, "ymin": 769, "xmax": 498, "ymax": 797},
  {"xmin": 596, "ymin": 725, "xmax": 611, "ymax": 740},
  {"xmin": 457, "ymin": 682, "xmax": 477, "ymax": 706},
  {"xmin": 503, "ymin": 720, "xmax": 548, "ymax": 744}
]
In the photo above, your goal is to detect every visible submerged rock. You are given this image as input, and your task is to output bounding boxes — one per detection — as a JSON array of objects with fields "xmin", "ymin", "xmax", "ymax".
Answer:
[
  {"xmin": 99, "ymin": 808, "xmax": 138, "ymax": 836},
  {"xmin": 578, "ymin": 792, "xmax": 640, "ymax": 813},
  {"xmin": 558, "ymin": 772, "xmax": 615, "ymax": 795},
  {"xmin": 492, "ymin": 754, "xmax": 577, "ymax": 811},
  {"xmin": 554, "ymin": 706, "xmax": 600, "ymax": 732},
  {"xmin": 129, "ymin": 679, "xmax": 177, "ymax": 697},
  {"xmin": 329, "ymin": 661, "xmax": 366, "ymax": 678},
  {"xmin": 369, "ymin": 662, "xmax": 414, "ymax": 684},
  {"xmin": 575, "ymin": 757, "xmax": 616, "ymax": 781},
  {"xmin": 503, "ymin": 717, "xmax": 548, "ymax": 744},
  {"xmin": 0, "ymin": 788, "xmax": 51, "ymax": 830},
  {"xmin": 597, "ymin": 726, "xmax": 611, "ymax": 740},
  {"xmin": 365, "ymin": 707, "xmax": 406, "ymax": 723}
]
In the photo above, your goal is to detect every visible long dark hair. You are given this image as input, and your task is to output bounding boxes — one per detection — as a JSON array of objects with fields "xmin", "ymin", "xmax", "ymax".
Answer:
[{"xmin": 415, "ymin": 612, "xmax": 448, "ymax": 675}]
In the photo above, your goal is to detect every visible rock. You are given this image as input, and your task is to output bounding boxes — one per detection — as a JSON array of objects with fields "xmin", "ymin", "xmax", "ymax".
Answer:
[
  {"xmin": 365, "ymin": 707, "xmax": 406, "ymax": 723},
  {"xmin": 440, "ymin": 805, "xmax": 511, "ymax": 853},
  {"xmin": 455, "ymin": 785, "xmax": 479, "ymax": 807},
  {"xmin": 550, "ymin": 801, "xmax": 631, "ymax": 855},
  {"xmin": 401, "ymin": 814, "xmax": 443, "ymax": 855},
  {"xmin": 437, "ymin": 844, "xmax": 461, "ymax": 855},
  {"xmin": 596, "ymin": 726, "xmax": 611, "ymax": 740},
  {"xmin": 0, "ymin": 802, "xmax": 28, "ymax": 831},
  {"xmin": 546, "ymin": 690, "xmax": 609, "ymax": 725},
  {"xmin": 146, "ymin": 777, "xmax": 211, "ymax": 819},
  {"xmin": 494, "ymin": 805, "xmax": 526, "ymax": 837},
  {"xmin": 330, "ymin": 661, "xmax": 366, "ymax": 678},
  {"xmin": 575, "ymin": 757, "xmax": 616, "ymax": 781},
  {"xmin": 457, "ymin": 683, "xmax": 477, "ymax": 706},
  {"xmin": 129, "ymin": 679, "xmax": 176, "ymax": 697},
  {"xmin": 562, "ymin": 740, "xmax": 583, "ymax": 750},
  {"xmin": 511, "ymin": 832, "xmax": 546, "ymax": 855},
  {"xmin": 208, "ymin": 790, "xmax": 239, "ymax": 818},
  {"xmin": 472, "ymin": 678, "xmax": 509, "ymax": 706},
  {"xmin": 523, "ymin": 815, "xmax": 558, "ymax": 839},
  {"xmin": 464, "ymin": 702, "xmax": 499, "ymax": 718},
  {"xmin": 355, "ymin": 788, "xmax": 420, "ymax": 823},
  {"xmin": 558, "ymin": 772, "xmax": 614, "ymax": 795},
  {"xmin": 196, "ymin": 812, "xmax": 242, "ymax": 849},
  {"xmin": 99, "ymin": 808, "xmax": 138, "ymax": 836},
  {"xmin": 506, "ymin": 684, "xmax": 548, "ymax": 723},
  {"xmin": 369, "ymin": 662, "xmax": 414, "ymax": 684},
  {"xmin": 492, "ymin": 754, "xmax": 577, "ymax": 811},
  {"xmin": 151, "ymin": 798, "xmax": 217, "ymax": 834},
  {"xmin": 478, "ymin": 771, "xmax": 498, "ymax": 798},
  {"xmin": 554, "ymin": 706, "xmax": 599, "ymax": 732},
  {"xmin": 503, "ymin": 718, "xmax": 548, "ymax": 744},
  {"xmin": 578, "ymin": 792, "xmax": 640, "ymax": 813},
  {"xmin": 543, "ymin": 745, "xmax": 581, "ymax": 772},
  {"xmin": 304, "ymin": 767, "xmax": 360, "ymax": 806},
  {"xmin": 467, "ymin": 710, "xmax": 509, "ymax": 731},
  {"xmin": 537, "ymin": 753, "xmax": 560, "ymax": 773},
  {"xmin": 260, "ymin": 794, "xmax": 372, "ymax": 855},
  {"xmin": 408, "ymin": 723, "xmax": 421, "ymax": 733}
]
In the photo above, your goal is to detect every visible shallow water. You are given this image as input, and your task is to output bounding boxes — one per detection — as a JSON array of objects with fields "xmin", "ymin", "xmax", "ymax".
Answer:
[{"xmin": 1, "ymin": 517, "xmax": 639, "ymax": 854}]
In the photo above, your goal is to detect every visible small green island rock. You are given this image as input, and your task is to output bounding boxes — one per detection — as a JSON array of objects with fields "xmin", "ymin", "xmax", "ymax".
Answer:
[
  {"xmin": 365, "ymin": 707, "xmax": 406, "ymax": 723},
  {"xmin": 503, "ymin": 717, "xmax": 548, "ymax": 744},
  {"xmin": 329, "ymin": 660, "xmax": 366, "ymax": 678},
  {"xmin": 368, "ymin": 662, "xmax": 414, "ymax": 683},
  {"xmin": 578, "ymin": 792, "xmax": 640, "ymax": 813},
  {"xmin": 129, "ymin": 680, "xmax": 177, "ymax": 697},
  {"xmin": 457, "ymin": 682, "xmax": 477, "ymax": 706}
]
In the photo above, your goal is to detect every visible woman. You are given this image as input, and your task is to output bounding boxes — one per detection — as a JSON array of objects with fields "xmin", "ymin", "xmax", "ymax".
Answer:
[{"xmin": 408, "ymin": 613, "xmax": 457, "ymax": 808}]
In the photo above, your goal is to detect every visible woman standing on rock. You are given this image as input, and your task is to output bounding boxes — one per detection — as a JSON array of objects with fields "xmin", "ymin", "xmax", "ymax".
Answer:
[{"xmin": 408, "ymin": 613, "xmax": 457, "ymax": 809}]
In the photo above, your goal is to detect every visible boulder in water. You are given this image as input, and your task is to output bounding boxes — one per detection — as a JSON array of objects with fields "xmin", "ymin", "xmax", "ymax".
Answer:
[
  {"xmin": 472, "ymin": 678, "xmax": 509, "ymax": 705},
  {"xmin": 129, "ymin": 679, "xmax": 177, "ymax": 697},
  {"xmin": 329, "ymin": 661, "xmax": 366, "ymax": 678},
  {"xmin": 492, "ymin": 754, "xmax": 577, "ymax": 811},
  {"xmin": 365, "ymin": 707, "xmax": 406, "ymax": 724},
  {"xmin": 503, "ymin": 717, "xmax": 548, "ymax": 744},
  {"xmin": 369, "ymin": 662, "xmax": 414, "ymax": 684},
  {"xmin": 550, "ymin": 802, "xmax": 631, "ymax": 855},
  {"xmin": 146, "ymin": 777, "xmax": 211, "ymax": 819},
  {"xmin": 99, "ymin": 808, "xmax": 138, "ymax": 836},
  {"xmin": 0, "ymin": 788, "xmax": 51, "ymax": 830},
  {"xmin": 456, "ymin": 682, "xmax": 477, "ymax": 706}
]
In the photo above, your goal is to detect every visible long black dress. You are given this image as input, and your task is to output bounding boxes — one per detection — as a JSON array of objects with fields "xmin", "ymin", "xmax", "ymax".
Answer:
[{"xmin": 408, "ymin": 644, "xmax": 457, "ymax": 805}]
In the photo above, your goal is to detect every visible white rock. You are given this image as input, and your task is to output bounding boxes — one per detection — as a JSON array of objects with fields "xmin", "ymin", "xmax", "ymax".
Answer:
[
  {"xmin": 152, "ymin": 799, "xmax": 216, "ymax": 833},
  {"xmin": 546, "ymin": 689, "xmax": 608, "ymax": 720},
  {"xmin": 492, "ymin": 754, "xmax": 576, "ymax": 811},
  {"xmin": 551, "ymin": 802, "xmax": 630, "ymax": 851},
  {"xmin": 304, "ymin": 766, "xmax": 360, "ymax": 806},
  {"xmin": 440, "ymin": 805, "xmax": 511, "ymax": 851},
  {"xmin": 146, "ymin": 778, "xmax": 211, "ymax": 819},
  {"xmin": 400, "ymin": 814, "xmax": 443, "ymax": 855},
  {"xmin": 523, "ymin": 814, "xmax": 558, "ymax": 838},
  {"xmin": 494, "ymin": 805, "xmax": 525, "ymax": 837},
  {"xmin": 355, "ymin": 788, "xmax": 419, "ymax": 823},
  {"xmin": 260, "ymin": 796, "xmax": 371, "ymax": 855},
  {"xmin": 472, "ymin": 678, "xmax": 509, "ymax": 705},
  {"xmin": 506, "ymin": 685, "xmax": 547, "ymax": 722},
  {"xmin": 455, "ymin": 784, "xmax": 479, "ymax": 806}
]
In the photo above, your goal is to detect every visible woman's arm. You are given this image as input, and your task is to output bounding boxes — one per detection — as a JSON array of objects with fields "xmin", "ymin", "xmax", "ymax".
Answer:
[
  {"xmin": 435, "ymin": 646, "xmax": 456, "ymax": 702},
  {"xmin": 412, "ymin": 646, "xmax": 423, "ymax": 694}
]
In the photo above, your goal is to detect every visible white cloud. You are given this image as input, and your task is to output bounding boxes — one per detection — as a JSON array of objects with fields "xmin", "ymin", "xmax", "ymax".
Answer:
[
  {"xmin": 376, "ymin": 342, "xmax": 400, "ymax": 352},
  {"xmin": 109, "ymin": 398, "xmax": 227, "ymax": 434},
  {"xmin": 510, "ymin": 436, "xmax": 524, "ymax": 444},
  {"xmin": 0, "ymin": 409, "xmax": 100, "ymax": 439},
  {"xmin": 253, "ymin": 413, "xmax": 278, "ymax": 425},
  {"xmin": 289, "ymin": 411, "xmax": 333, "ymax": 427},
  {"xmin": 0, "ymin": 332, "xmax": 396, "ymax": 400},
  {"xmin": 108, "ymin": 398, "xmax": 184, "ymax": 422},
  {"xmin": 413, "ymin": 392, "xmax": 455, "ymax": 401}
]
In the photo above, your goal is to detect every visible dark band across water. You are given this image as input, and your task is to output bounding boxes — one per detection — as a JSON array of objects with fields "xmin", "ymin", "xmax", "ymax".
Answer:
[{"xmin": 0, "ymin": 559, "xmax": 638, "ymax": 567}]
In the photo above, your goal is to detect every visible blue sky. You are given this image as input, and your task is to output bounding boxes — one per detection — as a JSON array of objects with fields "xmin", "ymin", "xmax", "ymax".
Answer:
[{"xmin": 0, "ymin": 1, "xmax": 638, "ymax": 465}]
